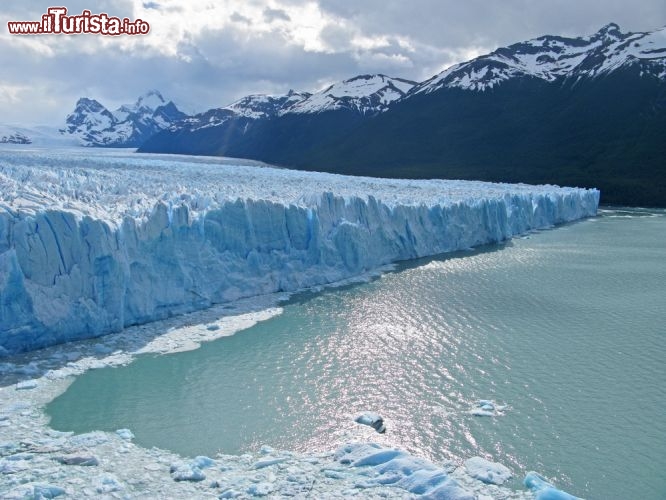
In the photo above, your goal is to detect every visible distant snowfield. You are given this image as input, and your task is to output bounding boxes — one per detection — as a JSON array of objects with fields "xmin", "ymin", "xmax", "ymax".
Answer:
[
  {"xmin": 0, "ymin": 147, "xmax": 599, "ymax": 356},
  {"xmin": 0, "ymin": 126, "xmax": 81, "ymax": 147}
]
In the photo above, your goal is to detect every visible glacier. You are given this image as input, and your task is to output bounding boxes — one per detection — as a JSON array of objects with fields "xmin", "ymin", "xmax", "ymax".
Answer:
[{"xmin": 0, "ymin": 148, "xmax": 599, "ymax": 355}]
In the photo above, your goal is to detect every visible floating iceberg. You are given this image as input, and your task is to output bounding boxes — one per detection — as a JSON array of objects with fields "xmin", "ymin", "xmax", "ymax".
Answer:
[
  {"xmin": 354, "ymin": 411, "xmax": 387, "ymax": 433},
  {"xmin": 115, "ymin": 428, "xmax": 135, "ymax": 441},
  {"xmin": 525, "ymin": 471, "xmax": 581, "ymax": 499},
  {"xmin": 470, "ymin": 399, "xmax": 509, "ymax": 417},
  {"xmin": 0, "ymin": 149, "xmax": 599, "ymax": 355}
]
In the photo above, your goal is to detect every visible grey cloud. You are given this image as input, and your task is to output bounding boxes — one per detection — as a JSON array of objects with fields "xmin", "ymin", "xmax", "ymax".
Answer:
[
  {"xmin": 315, "ymin": 0, "xmax": 666, "ymax": 50},
  {"xmin": 263, "ymin": 7, "xmax": 291, "ymax": 23},
  {"xmin": 230, "ymin": 12, "xmax": 252, "ymax": 25},
  {"xmin": 319, "ymin": 23, "xmax": 355, "ymax": 50}
]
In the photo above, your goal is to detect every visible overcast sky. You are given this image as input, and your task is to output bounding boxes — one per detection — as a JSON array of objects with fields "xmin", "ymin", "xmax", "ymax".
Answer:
[{"xmin": 2, "ymin": 0, "xmax": 665, "ymax": 125}]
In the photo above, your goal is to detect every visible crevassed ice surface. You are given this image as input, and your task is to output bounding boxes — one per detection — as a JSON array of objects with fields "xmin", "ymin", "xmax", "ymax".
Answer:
[{"xmin": 0, "ymin": 148, "xmax": 599, "ymax": 355}]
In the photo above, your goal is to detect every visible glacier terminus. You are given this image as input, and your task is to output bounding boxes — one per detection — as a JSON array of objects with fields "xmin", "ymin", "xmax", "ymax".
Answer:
[{"xmin": 0, "ymin": 148, "xmax": 599, "ymax": 356}]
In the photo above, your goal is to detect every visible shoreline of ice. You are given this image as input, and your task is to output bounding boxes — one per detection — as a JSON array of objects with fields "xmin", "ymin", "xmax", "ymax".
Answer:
[
  {"xmin": 0, "ymin": 293, "xmax": 578, "ymax": 499},
  {"xmin": 0, "ymin": 149, "xmax": 599, "ymax": 356}
]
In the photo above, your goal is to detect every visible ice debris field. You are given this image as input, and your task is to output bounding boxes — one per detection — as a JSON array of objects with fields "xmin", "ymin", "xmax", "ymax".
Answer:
[
  {"xmin": 0, "ymin": 148, "xmax": 599, "ymax": 356},
  {"xmin": 0, "ymin": 148, "xmax": 592, "ymax": 498},
  {"xmin": 0, "ymin": 294, "xmax": 580, "ymax": 499}
]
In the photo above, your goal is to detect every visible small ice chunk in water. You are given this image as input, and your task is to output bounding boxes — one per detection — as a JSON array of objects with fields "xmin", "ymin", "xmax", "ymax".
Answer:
[
  {"xmin": 95, "ymin": 475, "xmax": 124, "ymax": 494},
  {"xmin": 247, "ymin": 482, "xmax": 275, "ymax": 496},
  {"xmin": 170, "ymin": 462, "xmax": 206, "ymax": 482},
  {"xmin": 54, "ymin": 454, "xmax": 99, "ymax": 466},
  {"xmin": 354, "ymin": 411, "xmax": 386, "ymax": 433},
  {"xmin": 253, "ymin": 457, "xmax": 288, "ymax": 469},
  {"xmin": 5, "ymin": 483, "xmax": 66, "ymax": 498},
  {"xmin": 471, "ymin": 399, "xmax": 508, "ymax": 417},
  {"xmin": 220, "ymin": 489, "xmax": 242, "ymax": 498},
  {"xmin": 470, "ymin": 408, "xmax": 496, "ymax": 417},
  {"xmin": 115, "ymin": 428, "xmax": 134, "ymax": 441},
  {"xmin": 464, "ymin": 456, "xmax": 512, "ymax": 485},
  {"xmin": 191, "ymin": 456, "xmax": 215, "ymax": 469},
  {"xmin": 524, "ymin": 471, "xmax": 581, "ymax": 499}
]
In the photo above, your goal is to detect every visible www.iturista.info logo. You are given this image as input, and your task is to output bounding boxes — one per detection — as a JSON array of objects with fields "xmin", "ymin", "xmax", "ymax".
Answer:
[{"xmin": 7, "ymin": 7, "xmax": 150, "ymax": 35}]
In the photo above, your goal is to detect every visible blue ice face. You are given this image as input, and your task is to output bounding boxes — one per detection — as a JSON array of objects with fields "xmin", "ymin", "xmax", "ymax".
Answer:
[{"xmin": 0, "ymin": 149, "xmax": 599, "ymax": 356}]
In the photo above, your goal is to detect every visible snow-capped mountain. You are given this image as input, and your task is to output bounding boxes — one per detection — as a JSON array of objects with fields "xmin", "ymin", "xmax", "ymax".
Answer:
[
  {"xmin": 62, "ymin": 98, "xmax": 115, "ymax": 138},
  {"xmin": 413, "ymin": 23, "xmax": 666, "ymax": 94},
  {"xmin": 215, "ymin": 74, "xmax": 415, "ymax": 118},
  {"xmin": 61, "ymin": 90, "xmax": 187, "ymax": 147},
  {"xmin": 174, "ymin": 74, "xmax": 414, "ymax": 134},
  {"xmin": 178, "ymin": 90, "xmax": 312, "ymax": 132},
  {"xmin": 283, "ymin": 74, "xmax": 416, "ymax": 115},
  {"xmin": 227, "ymin": 90, "xmax": 312, "ymax": 119}
]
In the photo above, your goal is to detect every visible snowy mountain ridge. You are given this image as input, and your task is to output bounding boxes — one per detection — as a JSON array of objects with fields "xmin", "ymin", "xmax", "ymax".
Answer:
[
  {"xmin": 61, "ymin": 90, "xmax": 187, "ymax": 147},
  {"xmin": 413, "ymin": 23, "xmax": 666, "ymax": 93},
  {"xmin": 227, "ymin": 90, "xmax": 313, "ymax": 119},
  {"xmin": 176, "ymin": 74, "xmax": 416, "ymax": 133},
  {"xmin": 177, "ymin": 90, "xmax": 313, "ymax": 131},
  {"xmin": 219, "ymin": 74, "xmax": 416, "ymax": 117},
  {"xmin": 283, "ymin": 74, "xmax": 416, "ymax": 115}
]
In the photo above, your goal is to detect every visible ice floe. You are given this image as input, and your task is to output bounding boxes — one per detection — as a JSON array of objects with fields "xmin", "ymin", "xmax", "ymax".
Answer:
[
  {"xmin": 354, "ymin": 411, "xmax": 387, "ymax": 433},
  {"xmin": 471, "ymin": 399, "xmax": 510, "ymax": 417}
]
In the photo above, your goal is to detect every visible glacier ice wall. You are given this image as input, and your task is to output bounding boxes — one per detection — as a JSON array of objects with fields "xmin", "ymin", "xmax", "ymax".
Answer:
[{"xmin": 0, "ymin": 150, "xmax": 599, "ymax": 355}]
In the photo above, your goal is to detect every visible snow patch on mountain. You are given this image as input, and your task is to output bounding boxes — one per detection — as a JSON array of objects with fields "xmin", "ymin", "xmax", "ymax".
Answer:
[
  {"xmin": 174, "ymin": 75, "xmax": 415, "ymax": 134},
  {"xmin": 414, "ymin": 23, "xmax": 666, "ymax": 93}
]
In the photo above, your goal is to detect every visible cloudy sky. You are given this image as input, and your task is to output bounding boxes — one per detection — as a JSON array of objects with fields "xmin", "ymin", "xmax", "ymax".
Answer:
[{"xmin": 2, "ymin": 0, "xmax": 665, "ymax": 125}]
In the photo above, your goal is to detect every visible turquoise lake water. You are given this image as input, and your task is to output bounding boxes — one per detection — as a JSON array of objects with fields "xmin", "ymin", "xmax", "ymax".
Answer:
[{"xmin": 47, "ymin": 208, "xmax": 666, "ymax": 499}]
